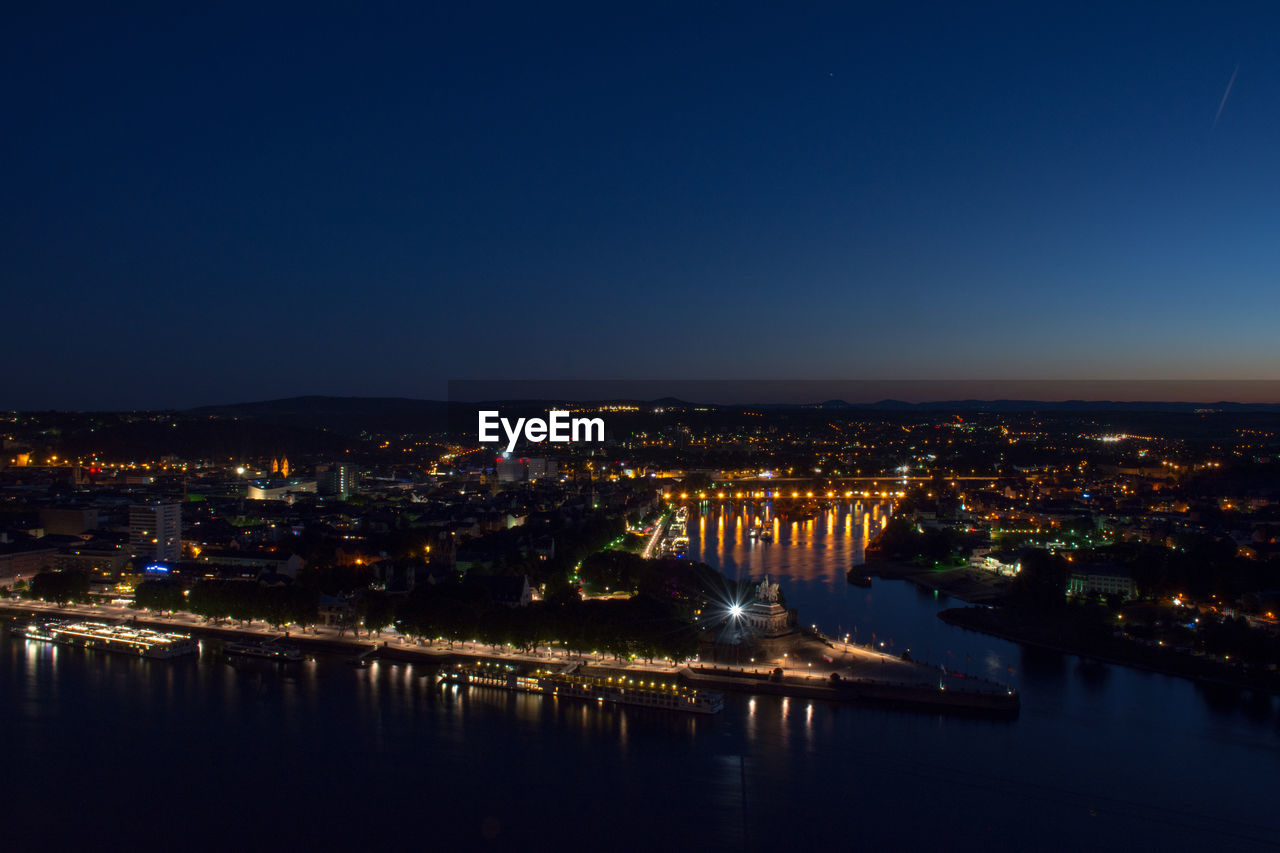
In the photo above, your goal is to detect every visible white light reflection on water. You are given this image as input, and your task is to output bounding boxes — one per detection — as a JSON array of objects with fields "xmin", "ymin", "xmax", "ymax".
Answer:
[{"xmin": 3, "ymin": 628, "xmax": 1278, "ymax": 850}]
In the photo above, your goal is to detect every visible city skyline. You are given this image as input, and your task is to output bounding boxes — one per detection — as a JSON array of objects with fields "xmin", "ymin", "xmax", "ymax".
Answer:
[{"xmin": 8, "ymin": 5, "xmax": 1280, "ymax": 849}]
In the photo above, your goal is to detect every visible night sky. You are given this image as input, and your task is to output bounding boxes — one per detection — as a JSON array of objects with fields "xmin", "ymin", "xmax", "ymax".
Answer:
[{"xmin": 5, "ymin": 3, "xmax": 1278, "ymax": 409}]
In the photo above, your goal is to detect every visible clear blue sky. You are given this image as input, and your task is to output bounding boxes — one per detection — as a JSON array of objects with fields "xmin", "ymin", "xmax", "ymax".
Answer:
[{"xmin": 4, "ymin": 2, "xmax": 1278, "ymax": 408}]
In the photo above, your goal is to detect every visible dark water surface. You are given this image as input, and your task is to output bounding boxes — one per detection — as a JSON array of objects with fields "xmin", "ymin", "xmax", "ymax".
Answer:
[{"xmin": 5, "ymin": 503, "xmax": 1279, "ymax": 851}]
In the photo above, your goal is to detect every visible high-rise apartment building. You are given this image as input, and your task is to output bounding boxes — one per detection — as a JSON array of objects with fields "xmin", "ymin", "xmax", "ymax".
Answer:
[
  {"xmin": 317, "ymin": 463, "xmax": 356, "ymax": 499},
  {"xmin": 129, "ymin": 502, "xmax": 181, "ymax": 563}
]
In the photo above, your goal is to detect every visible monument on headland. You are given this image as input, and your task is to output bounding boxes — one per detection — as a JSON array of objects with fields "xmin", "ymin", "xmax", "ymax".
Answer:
[
  {"xmin": 743, "ymin": 575, "xmax": 792, "ymax": 638},
  {"xmin": 703, "ymin": 574, "xmax": 799, "ymax": 664}
]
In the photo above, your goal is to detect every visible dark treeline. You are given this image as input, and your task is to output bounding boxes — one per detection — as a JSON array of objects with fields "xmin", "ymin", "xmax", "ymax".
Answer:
[
  {"xmin": 872, "ymin": 515, "xmax": 1280, "ymax": 607},
  {"xmin": 1008, "ymin": 540, "xmax": 1280, "ymax": 607},
  {"xmin": 579, "ymin": 550, "xmax": 727, "ymax": 602},
  {"xmin": 456, "ymin": 512, "xmax": 629, "ymax": 584},
  {"xmin": 136, "ymin": 577, "xmax": 318, "ymax": 629},
  {"xmin": 1010, "ymin": 550, "xmax": 1071, "ymax": 609},
  {"xmin": 1113, "ymin": 537, "xmax": 1280, "ymax": 601},
  {"xmin": 393, "ymin": 584, "xmax": 700, "ymax": 662},
  {"xmin": 867, "ymin": 516, "xmax": 976, "ymax": 567},
  {"xmin": 129, "ymin": 556, "xmax": 732, "ymax": 663},
  {"xmin": 1001, "ymin": 548, "xmax": 1280, "ymax": 668},
  {"xmin": 191, "ymin": 580, "xmax": 318, "ymax": 629},
  {"xmin": 25, "ymin": 570, "xmax": 91, "ymax": 605}
]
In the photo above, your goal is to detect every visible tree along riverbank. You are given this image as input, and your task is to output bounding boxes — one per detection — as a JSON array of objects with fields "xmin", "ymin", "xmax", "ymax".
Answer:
[
  {"xmin": 938, "ymin": 605, "xmax": 1280, "ymax": 695},
  {"xmin": 861, "ymin": 560, "xmax": 1012, "ymax": 604},
  {"xmin": 3, "ymin": 601, "xmax": 1018, "ymax": 716}
]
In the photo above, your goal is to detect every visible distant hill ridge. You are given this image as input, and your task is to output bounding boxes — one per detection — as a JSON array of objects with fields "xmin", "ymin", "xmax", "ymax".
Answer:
[
  {"xmin": 190, "ymin": 395, "xmax": 1280, "ymax": 415},
  {"xmin": 190, "ymin": 396, "xmax": 451, "ymax": 416}
]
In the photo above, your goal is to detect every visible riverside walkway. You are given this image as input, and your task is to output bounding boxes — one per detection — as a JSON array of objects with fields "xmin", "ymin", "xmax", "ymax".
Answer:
[{"xmin": 2, "ymin": 598, "xmax": 1017, "ymax": 715}]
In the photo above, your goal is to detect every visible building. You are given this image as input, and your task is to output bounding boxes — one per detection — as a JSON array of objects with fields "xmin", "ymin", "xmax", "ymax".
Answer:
[
  {"xmin": 38, "ymin": 507, "xmax": 99, "ymax": 536},
  {"xmin": 495, "ymin": 457, "xmax": 557, "ymax": 484},
  {"xmin": 317, "ymin": 464, "xmax": 356, "ymax": 499},
  {"xmin": 526, "ymin": 457, "xmax": 556, "ymax": 481},
  {"xmin": 0, "ymin": 541, "xmax": 57, "ymax": 586},
  {"xmin": 49, "ymin": 545, "xmax": 129, "ymax": 577},
  {"xmin": 318, "ymin": 594, "xmax": 355, "ymax": 627},
  {"xmin": 246, "ymin": 479, "xmax": 318, "ymax": 501},
  {"xmin": 496, "ymin": 457, "xmax": 525, "ymax": 483},
  {"xmin": 196, "ymin": 549, "xmax": 304, "ymax": 578},
  {"xmin": 1067, "ymin": 563, "xmax": 1136, "ymax": 600},
  {"xmin": 129, "ymin": 502, "xmax": 181, "ymax": 563},
  {"xmin": 971, "ymin": 549, "xmax": 1023, "ymax": 577}
]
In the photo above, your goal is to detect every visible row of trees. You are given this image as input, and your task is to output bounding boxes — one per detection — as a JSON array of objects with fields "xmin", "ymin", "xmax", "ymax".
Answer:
[
  {"xmin": 133, "ymin": 579, "xmax": 186, "ymax": 612},
  {"xmin": 1010, "ymin": 549, "xmax": 1071, "ymax": 609},
  {"xmin": 1008, "ymin": 537, "xmax": 1280, "ymax": 608},
  {"xmin": 189, "ymin": 580, "xmax": 319, "ymax": 629},
  {"xmin": 26, "ymin": 570, "xmax": 92, "ymax": 605},
  {"xmin": 869, "ymin": 517, "xmax": 973, "ymax": 566},
  {"xmin": 132, "ymin": 575, "xmax": 703, "ymax": 662},
  {"xmin": 129, "ymin": 552, "xmax": 726, "ymax": 662},
  {"xmin": 1117, "ymin": 537, "xmax": 1280, "ymax": 600},
  {"xmin": 456, "ymin": 512, "xmax": 629, "ymax": 585},
  {"xmin": 135, "ymin": 578, "xmax": 320, "ymax": 629},
  {"xmin": 391, "ymin": 584, "xmax": 701, "ymax": 662},
  {"xmin": 578, "ymin": 550, "xmax": 729, "ymax": 604},
  {"xmin": 1192, "ymin": 614, "xmax": 1280, "ymax": 665}
]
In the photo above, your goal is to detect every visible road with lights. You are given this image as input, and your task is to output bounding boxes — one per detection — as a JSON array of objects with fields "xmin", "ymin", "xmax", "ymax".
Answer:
[{"xmin": 3, "ymin": 597, "xmax": 969, "ymax": 687}]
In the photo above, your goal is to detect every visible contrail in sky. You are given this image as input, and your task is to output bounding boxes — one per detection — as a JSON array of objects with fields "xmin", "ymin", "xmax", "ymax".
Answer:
[{"xmin": 1212, "ymin": 63, "xmax": 1239, "ymax": 128}]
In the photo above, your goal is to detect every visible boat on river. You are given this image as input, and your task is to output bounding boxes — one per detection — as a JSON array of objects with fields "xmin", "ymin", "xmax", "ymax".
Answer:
[
  {"xmin": 224, "ymin": 640, "xmax": 304, "ymax": 661},
  {"xmin": 847, "ymin": 568, "xmax": 872, "ymax": 588},
  {"xmin": 440, "ymin": 662, "xmax": 724, "ymax": 714},
  {"xmin": 21, "ymin": 619, "xmax": 199, "ymax": 659}
]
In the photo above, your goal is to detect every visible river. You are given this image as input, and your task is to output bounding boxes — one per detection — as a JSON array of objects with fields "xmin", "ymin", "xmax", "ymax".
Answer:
[{"xmin": 3, "ymin": 501, "xmax": 1278, "ymax": 850}]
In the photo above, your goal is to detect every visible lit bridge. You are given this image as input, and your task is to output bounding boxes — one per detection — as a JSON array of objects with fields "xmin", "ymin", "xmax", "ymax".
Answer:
[{"xmin": 662, "ymin": 474, "xmax": 1012, "ymax": 503}]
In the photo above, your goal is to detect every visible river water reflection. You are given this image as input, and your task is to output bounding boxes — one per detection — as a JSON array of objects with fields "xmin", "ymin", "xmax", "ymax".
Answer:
[{"xmin": 4, "ymin": 504, "xmax": 1279, "ymax": 850}]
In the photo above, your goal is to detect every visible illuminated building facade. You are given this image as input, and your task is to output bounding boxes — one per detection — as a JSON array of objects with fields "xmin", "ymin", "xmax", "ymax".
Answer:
[{"xmin": 129, "ymin": 501, "xmax": 181, "ymax": 563}]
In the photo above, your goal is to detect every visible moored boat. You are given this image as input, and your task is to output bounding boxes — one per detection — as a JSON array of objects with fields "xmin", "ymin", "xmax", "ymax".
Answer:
[
  {"xmin": 440, "ymin": 662, "xmax": 723, "ymax": 714},
  {"xmin": 846, "ymin": 569, "xmax": 872, "ymax": 588},
  {"xmin": 224, "ymin": 640, "xmax": 304, "ymax": 661},
  {"xmin": 21, "ymin": 619, "xmax": 199, "ymax": 659}
]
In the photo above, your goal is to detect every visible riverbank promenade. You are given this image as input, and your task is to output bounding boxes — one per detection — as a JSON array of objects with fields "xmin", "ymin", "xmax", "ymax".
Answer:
[{"xmin": 2, "ymin": 598, "xmax": 1017, "ymax": 714}]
